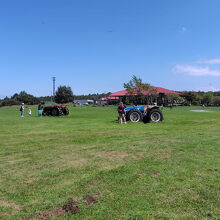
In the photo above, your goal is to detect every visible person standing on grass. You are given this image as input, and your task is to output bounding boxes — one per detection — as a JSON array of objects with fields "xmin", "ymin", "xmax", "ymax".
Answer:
[
  {"xmin": 118, "ymin": 102, "xmax": 126, "ymax": 124},
  {"xmin": 38, "ymin": 103, "xmax": 43, "ymax": 116},
  {"xmin": 20, "ymin": 103, "xmax": 25, "ymax": 117},
  {"xmin": 28, "ymin": 108, "xmax": 32, "ymax": 116}
]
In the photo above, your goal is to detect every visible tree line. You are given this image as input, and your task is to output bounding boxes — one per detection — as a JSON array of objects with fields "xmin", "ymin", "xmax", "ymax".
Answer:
[
  {"xmin": 0, "ymin": 86, "xmax": 111, "ymax": 107},
  {"xmin": 1, "ymin": 79, "xmax": 220, "ymax": 107},
  {"xmin": 123, "ymin": 75, "xmax": 220, "ymax": 106}
]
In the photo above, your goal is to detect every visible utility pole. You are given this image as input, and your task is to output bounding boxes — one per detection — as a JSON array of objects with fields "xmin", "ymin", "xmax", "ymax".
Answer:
[{"xmin": 52, "ymin": 76, "xmax": 56, "ymax": 101}]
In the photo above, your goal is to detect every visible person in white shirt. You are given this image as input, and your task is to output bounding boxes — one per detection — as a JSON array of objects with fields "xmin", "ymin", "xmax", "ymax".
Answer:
[{"xmin": 28, "ymin": 108, "xmax": 32, "ymax": 116}]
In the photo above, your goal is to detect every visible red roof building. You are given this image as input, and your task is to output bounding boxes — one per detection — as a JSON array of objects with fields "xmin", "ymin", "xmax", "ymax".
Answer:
[
  {"xmin": 105, "ymin": 86, "xmax": 182, "ymax": 105},
  {"xmin": 97, "ymin": 97, "xmax": 119, "ymax": 101},
  {"xmin": 108, "ymin": 86, "xmax": 180, "ymax": 97}
]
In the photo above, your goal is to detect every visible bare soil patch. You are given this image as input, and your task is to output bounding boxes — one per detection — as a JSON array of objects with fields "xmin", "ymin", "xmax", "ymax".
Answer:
[
  {"xmin": 61, "ymin": 153, "xmax": 89, "ymax": 167},
  {"xmin": 131, "ymin": 152, "xmax": 146, "ymax": 160},
  {"xmin": 87, "ymin": 150, "xmax": 150, "ymax": 170},
  {"xmin": 24, "ymin": 195, "xmax": 97, "ymax": 220},
  {"xmin": 84, "ymin": 195, "xmax": 97, "ymax": 204},
  {"xmin": 7, "ymin": 158, "xmax": 31, "ymax": 165},
  {"xmin": 24, "ymin": 199, "xmax": 79, "ymax": 220},
  {"xmin": 157, "ymin": 152, "xmax": 171, "ymax": 159},
  {"xmin": 66, "ymin": 157, "xmax": 89, "ymax": 167},
  {"xmin": 89, "ymin": 150, "xmax": 129, "ymax": 161},
  {"xmin": 155, "ymin": 148, "xmax": 172, "ymax": 160},
  {"xmin": 24, "ymin": 178, "xmax": 36, "ymax": 184},
  {"xmin": 0, "ymin": 200, "xmax": 20, "ymax": 211},
  {"xmin": 24, "ymin": 206, "xmax": 65, "ymax": 220},
  {"xmin": 62, "ymin": 198, "xmax": 80, "ymax": 214},
  {"xmin": 151, "ymin": 172, "xmax": 161, "ymax": 177}
]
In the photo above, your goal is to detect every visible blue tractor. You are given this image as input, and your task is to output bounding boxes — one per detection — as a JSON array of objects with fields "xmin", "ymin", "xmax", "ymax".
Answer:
[{"xmin": 125, "ymin": 105, "xmax": 163, "ymax": 123}]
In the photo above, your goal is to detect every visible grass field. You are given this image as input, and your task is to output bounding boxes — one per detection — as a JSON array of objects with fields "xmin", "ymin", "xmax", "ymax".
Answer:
[{"xmin": 0, "ymin": 105, "xmax": 220, "ymax": 219}]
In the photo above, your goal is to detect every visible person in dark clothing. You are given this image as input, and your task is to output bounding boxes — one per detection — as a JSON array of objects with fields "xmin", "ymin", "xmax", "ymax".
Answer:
[
  {"xmin": 38, "ymin": 103, "xmax": 43, "ymax": 116},
  {"xmin": 118, "ymin": 102, "xmax": 127, "ymax": 124},
  {"xmin": 20, "ymin": 103, "xmax": 25, "ymax": 117}
]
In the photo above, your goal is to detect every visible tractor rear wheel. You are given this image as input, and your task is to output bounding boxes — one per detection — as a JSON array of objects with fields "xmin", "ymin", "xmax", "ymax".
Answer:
[
  {"xmin": 147, "ymin": 109, "xmax": 163, "ymax": 122},
  {"xmin": 51, "ymin": 107, "xmax": 63, "ymax": 116},
  {"xmin": 63, "ymin": 108, "xmax": 69, "ymax": 115},
  {"xmin": 127, "ymin": 109, "xmax": 143, "ymax": 122},
  {"xmin": 51, "ymin": 108, "xmax": 59, "ymax": 116}
]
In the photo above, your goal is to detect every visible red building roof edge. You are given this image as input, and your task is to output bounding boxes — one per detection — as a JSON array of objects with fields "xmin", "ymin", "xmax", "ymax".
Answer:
[{"xmin": 109, "ymin": 86, "xmax": 181, "ymax": 97}]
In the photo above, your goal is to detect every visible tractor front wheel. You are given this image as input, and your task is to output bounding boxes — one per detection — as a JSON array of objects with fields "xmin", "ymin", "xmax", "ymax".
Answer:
[{"xmin": 127, "ymin": 109, "xmax": 143, "ymax": 122}]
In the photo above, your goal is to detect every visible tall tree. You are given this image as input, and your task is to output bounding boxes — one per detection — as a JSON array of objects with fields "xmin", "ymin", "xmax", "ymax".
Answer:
[
  {"xmin": 55, "ymin": 86, "xmax": 74, "ymax": 104},
  {"xmin": 123, "ymin": 75, "xmax": 156, "ymax": 104},
  {"xmin": 201, "ymin": 92, "xmax": 213, "ymax": 105},
  {"xmin": 184, "ymin": 91, "xmax": 201, "ymax": 105},
  {"xmin": 166, "ymin": 93, "xmax": 185, "ymax": 104},
  {"xmin": 124, "ymin": 75, "xmax": 150, "ymax": 95}
]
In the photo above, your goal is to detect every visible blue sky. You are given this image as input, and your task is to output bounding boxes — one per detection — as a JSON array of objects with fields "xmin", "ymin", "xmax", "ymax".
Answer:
[{"xmin": 1, "ymin": 0, "xmax": 220, "ymax": 98}]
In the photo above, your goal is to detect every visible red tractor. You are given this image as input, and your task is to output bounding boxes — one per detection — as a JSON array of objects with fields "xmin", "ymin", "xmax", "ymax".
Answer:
[{"xmin": 40, "ymin": 102, "xmax": 69, "ymax": 116}]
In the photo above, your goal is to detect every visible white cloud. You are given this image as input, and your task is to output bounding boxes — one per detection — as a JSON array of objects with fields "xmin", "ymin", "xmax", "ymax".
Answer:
[
  {"xmin": 173, "ymin": 64, "xmax": 220, "ymax": 76},
  {"xmin": 196, "ymin": 58, "xmax": 220, "ymax": 64}
]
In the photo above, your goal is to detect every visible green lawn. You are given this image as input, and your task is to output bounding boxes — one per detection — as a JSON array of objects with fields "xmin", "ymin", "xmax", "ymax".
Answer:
[{"xmin": 0, "ymin": 105, "xmax": 219, "ymax": 219}]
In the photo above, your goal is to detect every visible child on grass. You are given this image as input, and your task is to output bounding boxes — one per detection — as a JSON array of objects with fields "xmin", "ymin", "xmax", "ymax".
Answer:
[
  {"xmin": 118, "ymin": 102, "xmax": 126, "ymax": 124},
  {"xmin": 28, "ymin": 108, "xmax": 32, "ymax": 116}
]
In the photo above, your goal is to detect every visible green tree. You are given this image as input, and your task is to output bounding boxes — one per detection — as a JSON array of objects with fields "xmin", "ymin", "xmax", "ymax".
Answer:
[
  {"xmin": 184, "ymin": 91, "xmax": 201, "ymax": 105},
  {"xmin": 166, "ymin": 93, "xmax": 185, "ymax": 104},
  {"xmin": 55, "ymin": 86, "xmax": 74, "ymax": 104},
  {"xmin": 213, "ymin": 96, "xmax": 220, "ymax": 106},
  {"xmin": 123, "ymin": 75, "xmax": 157, "ymax": 104},
  {"xmin": 0, "ymin": 91, "xmax": 38, "ymax": 106},
  {"xmin": 201, "ymin": 92, "xmax": 213, "ymax": 105},
  {"xmin": 124, "ymin": 75, "xmax": 151, "ymax": 95},
  {"xmin": 17, "ymin": 91, "xmax": 38, "ymax": 104}
]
